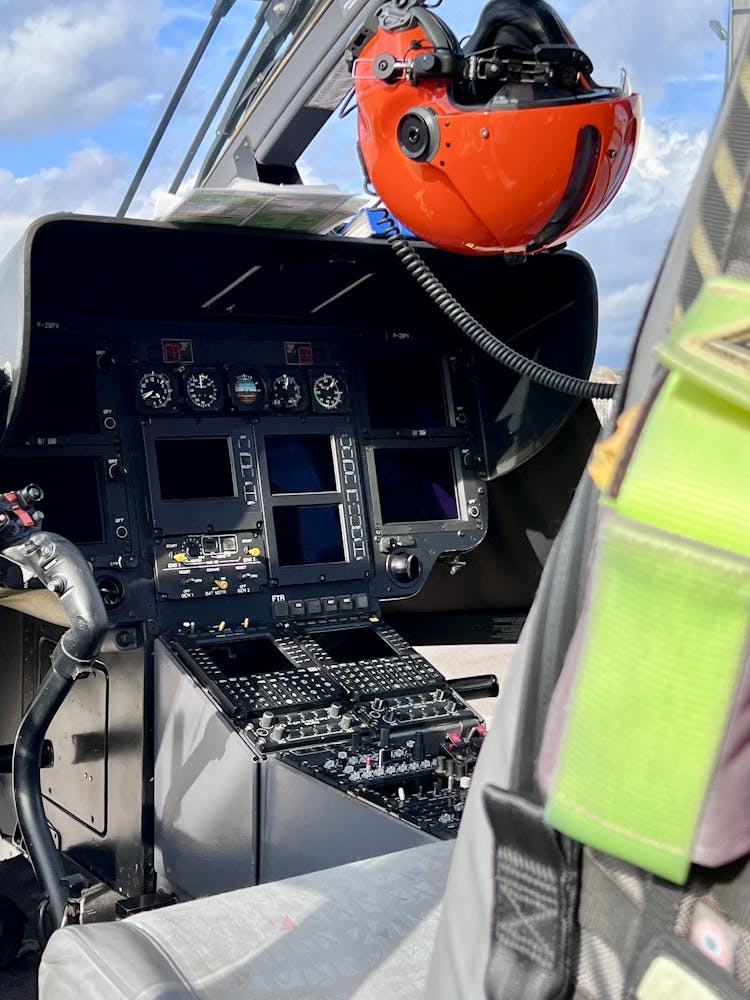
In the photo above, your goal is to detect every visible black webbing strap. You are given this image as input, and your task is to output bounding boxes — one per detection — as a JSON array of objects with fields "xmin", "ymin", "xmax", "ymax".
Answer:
[
  {"xmin": 624, "ymin": 875, "xmax": 682, "ymax": 989},
  {"xmin": 484, "ymin": 786, "xmax": 581, "ymax": 1000}
]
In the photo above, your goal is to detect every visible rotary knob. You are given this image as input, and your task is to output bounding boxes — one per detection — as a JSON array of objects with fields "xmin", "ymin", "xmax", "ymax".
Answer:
[
  {"xmin": 108, "ymin": 461, "xmax": 127, "ymax": 481},
  {"xmin": 386, "ymin": 550, "xmax": 422, "ymax": 585}
]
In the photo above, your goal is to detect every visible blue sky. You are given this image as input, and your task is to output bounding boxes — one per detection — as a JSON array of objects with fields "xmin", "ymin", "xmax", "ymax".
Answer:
[{"xmin": 0, "ymin": 0, "xmax": 729, "ymax": 368}]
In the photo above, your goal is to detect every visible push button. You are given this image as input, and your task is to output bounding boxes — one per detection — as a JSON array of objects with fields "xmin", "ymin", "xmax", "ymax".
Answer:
[
  {"xmin": 322, "ymin": 597, "xmax": 338, "ymax": 613},
  {"xmin": 338, "ymin": 595, "xmax": 353, "ymax": 612},
  {"xmin": 305, "ymin": 598, "xmax": 322, "ymax": 615},
  {"xmin": 272, "ymin": 601, "xmax": 290, "ymax": 619},
  {"xmin": 290, "ymin": 600, "xmax": 305, "ymax": 617}
]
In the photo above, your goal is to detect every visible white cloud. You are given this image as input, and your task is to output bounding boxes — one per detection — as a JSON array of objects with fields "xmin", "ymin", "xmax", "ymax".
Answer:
[
  {"xmin": 569, "ymin": 0, "xmax": 724, "ymax": 102},
  {"xmin": 595, "ymin": 119, "xmax": 708, "ymax": 223},
  {"xmin": 0, "ymin": 146, "xmax": 127, "ymax": 258},
  {"xmin": 600, "ymin": 280, "xmax": 653, "ymax": 320},
  {"xmin": 0, "ymin": 1, "xmax": 170, "ymax": 138}
]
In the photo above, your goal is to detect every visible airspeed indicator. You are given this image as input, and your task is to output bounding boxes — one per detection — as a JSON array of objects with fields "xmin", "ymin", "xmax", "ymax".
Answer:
[{"xmin": 184, "ymin": 368, "xmax": 224, "ymax": 412}]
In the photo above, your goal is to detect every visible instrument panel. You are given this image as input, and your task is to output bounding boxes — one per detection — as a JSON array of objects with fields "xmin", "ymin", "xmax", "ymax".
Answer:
[
  {"xmin": 136, "ymin": 363, "xmax": 349, "ymax": 415},
  {"xmin": 2, "ymin": 319, "xmax": 489, "ymax": 635}
]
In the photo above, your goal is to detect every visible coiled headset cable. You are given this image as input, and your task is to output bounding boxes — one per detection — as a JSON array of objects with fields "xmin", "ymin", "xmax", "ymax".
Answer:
[{"xmin": 375, "ymin": 205, "xmax": 616, "ymax": 400}]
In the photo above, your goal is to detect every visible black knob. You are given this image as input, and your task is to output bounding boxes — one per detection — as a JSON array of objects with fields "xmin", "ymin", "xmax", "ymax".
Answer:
[
  {"xmin": 97, "ymin": 576, "xmax": 124, "ymax": 610},
  {"xmin": 373, "ymin": 52, "xmax": 400, "ymax": 82},
  {"xmin": 413, "ymin": 52, "xmax": 444, "ymax": 78},
  {"xmin": 108, "ymin": 462, "xmax": 127, "ymax": 481},
  {"xmin": 20, "ymin": 484, "xmax": 44, "ymax": 504},
  {"xmin": 386, "ymin": 550, "xmax": 422, "ymax": 585}
]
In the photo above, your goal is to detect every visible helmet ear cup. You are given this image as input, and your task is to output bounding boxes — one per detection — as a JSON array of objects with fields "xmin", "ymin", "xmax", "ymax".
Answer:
[{"xmin": 397, "ymin": 108, "xmax": 441, "ymax": 162}]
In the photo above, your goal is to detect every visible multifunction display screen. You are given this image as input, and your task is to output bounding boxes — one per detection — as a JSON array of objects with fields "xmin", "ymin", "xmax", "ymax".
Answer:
[
  {"xmin": 375, "ymin": 449, "xmax": 458, "ymax": 523},
  {"xmin": 206, "ymin": 636, "xmax": 295, "ymax": 677},
  {"xmin": 273, "ymin": 504, "xmax": 345, "ymax": 566},
  {"xmin": 364, "ymin": 357, "xmax": 446, "ymax": 429},
  {"xmin": 263, "ymin": 433, "xmax": 347, "ymax": 569},
  {"xmin": 154, "ymin": 437, "xmax": 235, "ymax": 501},
  {"xmin": 312, "ymin": 626, "xmax": 396, "ymax": 663},
  {"xmin": 265, "ymin": 436, "xmax": 337, "ymax": 494},
  {"xmin": 0, "ymin": 456, "xmax": 104, "ymax": 544},
  {"xmin": 14, "ymin": 352, "xmax": 100, "ymax": 437}
]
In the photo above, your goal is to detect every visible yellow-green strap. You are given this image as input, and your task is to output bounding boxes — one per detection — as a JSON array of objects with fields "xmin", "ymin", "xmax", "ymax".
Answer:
[{"xmin": 544, "ymin": 276, "xmax": 750, "ymax": 884}]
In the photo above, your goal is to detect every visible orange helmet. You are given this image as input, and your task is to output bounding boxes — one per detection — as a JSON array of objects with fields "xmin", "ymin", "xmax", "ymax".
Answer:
[{"xmin": 349, "ymin": 0, "xmax": 640, "ymax": 255}]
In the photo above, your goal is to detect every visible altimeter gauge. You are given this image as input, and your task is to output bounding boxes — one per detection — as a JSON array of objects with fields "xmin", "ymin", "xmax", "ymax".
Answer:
[{"xmin": 270, "ymin": 371, "xmax": 307, "ymax": 411}]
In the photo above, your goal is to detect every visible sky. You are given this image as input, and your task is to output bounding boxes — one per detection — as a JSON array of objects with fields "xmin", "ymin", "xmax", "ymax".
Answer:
[{"xmin": 0, "ymin": 0, "xmax": 730, "ymax": 368}]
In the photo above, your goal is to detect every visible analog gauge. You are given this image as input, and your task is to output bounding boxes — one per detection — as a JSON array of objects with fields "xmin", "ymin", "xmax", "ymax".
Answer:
[
  {"xmin": 184, "ymin": 368, "xmax": 224, "ymax": 412},
  {"xmin": 229, "ymin": 368, "xmax": 266, "ymax": 410},
  {"xmin": 270, "ymin": 372, "xmax": 307, "ymax": 411},
  {"xmin": 312, "ymin": 372, "xmax": 347, "ymax": 412},
  {"xmin": 138, "ymin": 370, "xmax": 175, "ymax": 410}
]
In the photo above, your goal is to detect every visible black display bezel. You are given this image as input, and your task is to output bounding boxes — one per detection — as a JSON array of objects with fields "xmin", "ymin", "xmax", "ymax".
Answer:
[
  {"xmin": 142, "ymin": 419, "xmax": 257, "ymax": 535},
  {"xmin": 256, "ymin": 417, "xmax": 370, "ymax": 586},
  {"xmin": 366, "ymin": 442, "xmax": 464, "ymax": 531}
]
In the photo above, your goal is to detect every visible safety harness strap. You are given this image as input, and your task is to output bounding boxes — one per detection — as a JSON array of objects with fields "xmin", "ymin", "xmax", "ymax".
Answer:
[
  {"xmin": 541, "ymin": 276, "xmax": 750, "ymax": 885},
  {"xmin": 484, "ymin": 786, "xmax": 581, "ymax": 1000}
]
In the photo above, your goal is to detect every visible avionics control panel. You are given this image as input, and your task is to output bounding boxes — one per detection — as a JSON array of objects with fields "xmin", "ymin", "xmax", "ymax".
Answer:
[
  {"xmin": 133, "ymin": 327, "xmax": 488, "ymax": 634},
  {"xmin": 3, "ymin": 316, "xmax": 488, "ymax": 632},
  {"xmin": 170, "ymin": 619, "xmax": 487, "ymax": 841}
]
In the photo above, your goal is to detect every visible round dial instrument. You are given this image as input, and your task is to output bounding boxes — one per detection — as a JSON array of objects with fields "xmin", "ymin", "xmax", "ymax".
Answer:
[
  {"xmin": 184, "ymin": 368, "xmax": 224, "ymax": 411},
  {"xmin": 312, "ymin": 372, "xmax": 347, "ymax": 412},
  {"xmin": 230, "ymin": 368, "xmax": 266, "ymax": 410},
  {"xmin": 138, "ymin": 370, "xmax": 175, "ymax": 410},
  {"xmin": 270, "ymin": 372, "xmax": 306, "ymax": 411}
]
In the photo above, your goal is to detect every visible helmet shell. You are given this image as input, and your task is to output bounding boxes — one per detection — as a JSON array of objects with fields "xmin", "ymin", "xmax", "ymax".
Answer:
[{"xmin": 354, "ymin": 24, "xmax": 640, "ymax": 255}]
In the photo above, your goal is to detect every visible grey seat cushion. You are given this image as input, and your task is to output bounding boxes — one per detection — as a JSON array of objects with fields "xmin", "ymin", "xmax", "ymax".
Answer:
[{"xmin": 39, "ymin": 841, "xmax": 452, "ymax": 1000}]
